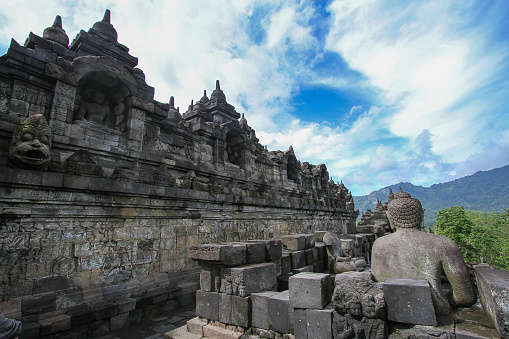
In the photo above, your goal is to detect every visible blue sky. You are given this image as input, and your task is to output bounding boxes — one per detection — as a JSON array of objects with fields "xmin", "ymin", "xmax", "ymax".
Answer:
[{"xmin": 1, "ymin": 0, "xmax": 508, "ymax": 195}]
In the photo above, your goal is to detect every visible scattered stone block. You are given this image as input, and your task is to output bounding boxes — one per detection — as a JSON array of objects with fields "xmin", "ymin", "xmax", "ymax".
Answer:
[
  {"xmin": 219, "ymin": 294, "xmax": 251, "ymax": 327},
  {"xmin": 304, "ymin": 248, "xmax": 314, "ymax": 265},
  {"xmin": 200, "ymin": 265, "xmax": 222, "ymax": 292},
  {"xmin": 202, "ymin": 324, "xmax": 243, "ymax": 339},
  {"xmin": 264, "ymin": 239, "xmax": 283, "ymax": 261},
  {"xmin": 304, "ymin": 234, "xmax": 315, "ymax": 249},
  {"xmin": 235, "ymin": 241, "xmax": 265, "ymax": 264},
  {"xmin": 221, "ymin": 263, "xmax": 277, "ymax": 296},
  {"xmin": 67, "ymin": 304, "xmax": 95, "ymax": 327},
  {"xmin": 38, "ymin": 314, "xmax": 71, "ymax": 336},
  {"xmin": 282, "ymin": 235, "xmax": 307, "ymax": 251},
  {"xmin": 110, "ymin": 312, "xmax": 129, "ymax": 331},
  {"xmin": 293, "ymin": 308, "xmax": 307, "ymax": 339},
  {"xmin": 306, "ymin": 305, "xmax": 334, "ymax": 339},
  {"xmin": 195, "ymin": 290, "xmax": 219, "ymax": 321},
  {"xmin": 313, "ymin": 261, "xmax": 324, "ymax": 273},
  {"xmin": 289, "ymin": 273, "xmax": 332, "ymax": 309},
  {"xmin": 189, "ymin": 243, "xmax": 247, "ymax": 267},
  {"xmin": 292, "ymin": 265, "xmax": 314, "ymax": 274},
  {"xmin": 19, "ymin": 321, "xmax": 40, "ymax": 339},
  {"xmin": 187, "ymin": 317, "xmax": 208, "ymax": 335},
  {"xmin": 278, "ymin": 273, "xmax": 293, "ymax": 291},
  {"xmin": 251, "ymin": 291, "xmax": 280, "ymax": 330},
  {"xmin": 268, "ymin": 290, "xmax": 291, "ymax": 334},
  {"xmin": 475, "ymin": 266, "xmax": 509, "ymax": 338},
  {"xmin": 290, "ymin": 250, "xmax": 306, "ymax": 269},
  {"xmin": 383, "ymin": 278, "xmax": 437, "ymax": 326},
  {"xmin": 332, "ymin": 271, "xmax": 385, "ymax": 319},
  {"xmin": 314, "ymin": 231, "xmax": 327, "ymax": 243},
  {"xmin": 281, "ymin": 254, "xmax": 292, "ymax": 275}
]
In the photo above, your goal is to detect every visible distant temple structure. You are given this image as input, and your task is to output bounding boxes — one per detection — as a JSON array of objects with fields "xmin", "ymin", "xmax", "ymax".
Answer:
[{"xmin": 0, "ymin": 10, "xmax": 359, "ymax": 336}]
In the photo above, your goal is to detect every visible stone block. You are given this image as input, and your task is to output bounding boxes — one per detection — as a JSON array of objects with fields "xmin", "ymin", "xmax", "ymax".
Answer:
[
  {"xmin": 102, "ymin": 283, "xmax": 127, "ymax": 300},
  {"xmin": 67, "ymin": 304, "xmax": 95, "ymax": 327},
  {"xmin": 91, "ymin": 300, "xmax": 119, "ymax": 320},
  {"xmin": 277, "ymin": 273, "xmax": 292, "ymax": 292},
  {"xmin": 187, "ymin": 317, "xmax": 208, "ymax": 335},
  {"xmin": 202, "ymin": 324, "xmax": 243, "ymax": 339},
  {"xmin": 281, "ymin": 254, "xmax": 292, "ymax": 275},
  {"xmin": 33, "ymin": 275, "xmax": 69, "ymax": 294},
  {"xmin": 314, "ymin": 231, "xmax": 327, "ymax": 243},
  {"xmin": 21, "ymin": 293, "xmax": 56, "ymax": 315},
  {"xmin": 290, "ymin": 250, "xmax": 306, "ymax": 269},
  {"xmin": 251, "ymin": 291, "xmax": 280, "ymax": 330},
  {"xmin": 315, "ymin": 243, "xmax": 326, "ymax": 262},
  {"xmin": 38, "ymin": 314, "xmax": 71, "ymax": 336},
  {"xmin": 195, "ymin": 290, "xmax": 219, "ymax": 321},
  {"xmin": 219, "ymin": 294, "xmax": 251, "ymax": 327},
  {"xmin": 283, "ymin": 235, "xmax": 307, "ymax": 251},
  {"xmin": 289, "ymin": 273, "xmax": 332, "ymax": 309},
  {"xmin": 304, "ymin": 234, "xmax": 315, "ymax": 249},
  {"xmin": 313, "ymin": 261, "xmax": 325, "ymax": 273},
  {"xmin": 188, "ymin": 243, "xmax": 246, "ymax": 266},
  {"xmin": 110, "ymin": 312, "xmax": 130, "ymax": 331},
  {"xmin": 19, "ymin": 321, "xmax": 40, "ymax": 339},
  {"xmin": 200, "ymin": 266, "xmax": 221, "ymax": 292},
  {"xmin": 292, "ymin": 265, "xmax": 314, "ymax": 274},
  {"xmin": 306, "ymin": 305, "xmax": 334, "ymax": 339},
  {"xmin": 332, "ymin": 313, "xmax": 387, "ymax": 339},
  {"xmin": 383, "ymin": 278, "xmax": 437, "ymax": 326},
  {"xmin": 304, "ymin": 249, "xmax": 314, "ymax": 265},
  {"xmin": 475, "ymin": 266, "xmax": 509, "ymax": 338},
  {"xmin": 293, "ymin": 308, "xmax": 307, "ymax": 339},
  {"xmin": 236, "ymin": 241, "xmax": 265, "ymax": 264},
  {"xmin": 221, "ymin": 263, "xmax": 277, "ymax": 296},
  {"xmin": 264, "ymin": 239, "xmax": 283, "ymax": 261},
  {"xmin": 0, "ymin": 299, "xmax": 21, "ymax": 319},
  {"xmin": 268, "ymin": 290, "xmax": 291, "ymax": 334}
]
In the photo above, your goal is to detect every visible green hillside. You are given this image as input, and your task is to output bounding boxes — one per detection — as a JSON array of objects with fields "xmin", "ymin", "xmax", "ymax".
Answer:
[{"xmin": 353, "ymin": 165, "xmax": 509, "ymax": 226}]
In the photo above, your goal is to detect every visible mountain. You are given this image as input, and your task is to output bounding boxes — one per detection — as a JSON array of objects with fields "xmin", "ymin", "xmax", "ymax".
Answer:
[{"xmin": 353, "ymin": 165, "xmax": 509, "ymax": 226}]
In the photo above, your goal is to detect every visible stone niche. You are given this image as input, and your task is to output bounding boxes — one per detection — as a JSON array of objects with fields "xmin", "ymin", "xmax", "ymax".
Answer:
[{"xmin": 0, "ymin": 10, "xmax": 359, "ymax": 337}]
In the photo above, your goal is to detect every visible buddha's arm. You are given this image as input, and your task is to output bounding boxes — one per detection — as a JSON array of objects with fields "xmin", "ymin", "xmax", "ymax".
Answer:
[{"xmin": 441, "ymin": 239, "xmax": 476, "ymax": 307}]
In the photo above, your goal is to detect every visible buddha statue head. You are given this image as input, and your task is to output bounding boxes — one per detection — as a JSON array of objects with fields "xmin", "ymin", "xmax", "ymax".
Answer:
[
  {"xmin": 386, "ymin": 189, "xmax": 423, "ymax": 229},
  {"xmin": 9, "ymin": 114, "xmax": 52, "ymax": 170}
]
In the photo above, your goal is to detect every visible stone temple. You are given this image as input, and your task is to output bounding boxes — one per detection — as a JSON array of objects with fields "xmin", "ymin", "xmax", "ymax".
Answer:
[
  {"xmin": 0, "ymin": 10, "xmax": 359, "ymax": 338},
  {"xmin": 1, "ymin": 10, "xmax": 507, "ymax": 339}
]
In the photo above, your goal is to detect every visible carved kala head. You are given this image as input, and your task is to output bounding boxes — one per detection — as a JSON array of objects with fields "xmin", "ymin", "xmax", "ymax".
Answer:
[{"xmin": 9, "ymin": 114, "xmax": 52, "ymax": 170}]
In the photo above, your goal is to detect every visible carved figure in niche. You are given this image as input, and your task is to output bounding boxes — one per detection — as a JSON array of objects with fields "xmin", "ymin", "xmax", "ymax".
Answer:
[
  {"xmin": 9, "ymin": 114, "xmax": 51, "ymax": 170},
  {"xmin": 76, "ymin": 88, "xmax": 113, "ymax": 126},
  {"xmin": 371, "ymin": 189, "xmax": 476, "ymax": 316}
]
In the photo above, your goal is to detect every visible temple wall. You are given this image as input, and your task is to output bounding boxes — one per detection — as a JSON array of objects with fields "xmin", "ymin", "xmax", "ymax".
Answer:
[{"xmin": 0, "ymin": 12, "xmax": 358, "ymax": 336}]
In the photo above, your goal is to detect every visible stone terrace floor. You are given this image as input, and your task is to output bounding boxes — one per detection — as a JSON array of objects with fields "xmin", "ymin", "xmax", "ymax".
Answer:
[{"xmin": 96, "ymin": 305, "xmax": 196, "ymax": 339}]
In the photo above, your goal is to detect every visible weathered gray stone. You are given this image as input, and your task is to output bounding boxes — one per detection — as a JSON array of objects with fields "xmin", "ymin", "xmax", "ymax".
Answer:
[
  {"xmin": 332, "ymin": 271, "xmax": 385, "ymax": 319},
  {"xmin": 221, "ymin": 262, "xmax": 277, "ymax": 297},
  {"xmin": 268, "ymin": 290, "xmax": 292, "ymax": 334},
  {"xmin": 219, "ymin": 293, "xmax": 251, "ymax": 327},
  {"xmin": 200, "ymin": 265, "xmax": 221, "ymax": 292},
  {"xmin": 289, "ymin": 273, "xmax": 332, "ymax": 309},
  {"xmin": 332, "ymin": 313, "xmax": 387, "ymax": 339},
  {"xmin": 283, "ymin": 235, "xmax": 307, "ymax": 251},
  {"xmin": 383, "ymin": 278, "xmax": 437, "ymax": 326},
  {"xmin": 293, "ymin": 308, "xmax": 307, "ymax": 339},
  {"xmin": 195, "ymin": 290, "xmax": 219, "ymax": 321},
  {"xmin": 235, "ymin": 241, "xmax": 266, "ymax": 264},
  {"xmin": 251, "ymin": 291, "xmax": 280, "ymax": 330},
  {"xmin": 290, "ymin": 250, "xmax": 306, "ymax": 269},
  {"xmin": 306, "ymin": 305, "xmax": 334, "ymax": 339},
  {"xmin": 475, "ymin": 265, "xmax": 509, "ymax": 338},
  {"xmin": 189, "ymin": 243, "xmax": 247, "ymax": 267},
  {"xmin": 281, "ymin": 254, "xmax": 292, "ymax": 275}
]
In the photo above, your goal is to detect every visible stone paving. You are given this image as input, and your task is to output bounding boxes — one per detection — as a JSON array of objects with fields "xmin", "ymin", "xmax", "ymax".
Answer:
[{"xmin": 96, "ymin": 305, "xmax": 195, "ymax": 339}]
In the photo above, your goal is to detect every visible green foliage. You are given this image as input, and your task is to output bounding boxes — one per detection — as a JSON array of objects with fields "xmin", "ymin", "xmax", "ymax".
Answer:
[{"xmin": 433, "ymin": 207, "xmax": 509, "ymax": 270}]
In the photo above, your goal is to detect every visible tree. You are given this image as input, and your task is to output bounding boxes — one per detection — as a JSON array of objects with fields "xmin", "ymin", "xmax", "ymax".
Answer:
[{"xmin": 434, "ymin": 207, "xmax": 509, "ymax": 270}]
